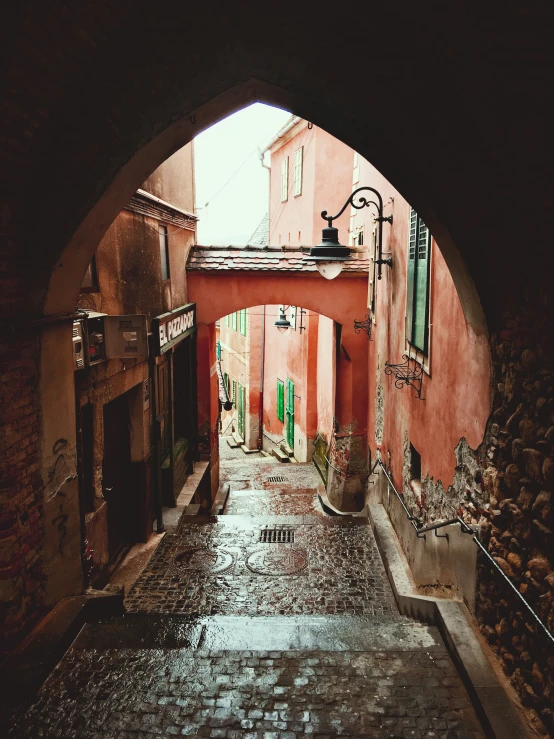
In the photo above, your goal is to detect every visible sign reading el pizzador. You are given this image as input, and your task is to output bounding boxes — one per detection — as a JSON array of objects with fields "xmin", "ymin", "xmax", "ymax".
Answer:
[{"xmin": 152, "ymin": 303, "xmax": 196, "ymax": 355}]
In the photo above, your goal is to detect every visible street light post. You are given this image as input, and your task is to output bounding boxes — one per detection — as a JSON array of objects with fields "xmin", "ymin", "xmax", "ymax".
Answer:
[{"xmin": 304, "ymin": 186, "xmax": 393, "ymax": 280}]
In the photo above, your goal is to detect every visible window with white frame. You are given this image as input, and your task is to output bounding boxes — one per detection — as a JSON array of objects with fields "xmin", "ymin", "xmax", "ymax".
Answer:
[
  {"xmin": 280, "ymin": 157, "xmax": 289, "ymax": 202},
  {"xmin": 293, "ymin": 147, "xmax": 303, "ymax": 196}
]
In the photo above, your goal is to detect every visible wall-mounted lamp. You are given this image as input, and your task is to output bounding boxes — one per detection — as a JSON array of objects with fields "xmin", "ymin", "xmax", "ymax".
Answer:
[
  {"xmin": 304, "ymin": 186, "xmax": 393, "ymax": 280},
  {"xmin": 353, "ymin": 314, "xmax": 372, "ymax": 340},
  {"xmin": 274, "ymin": 306, "xmax": 292, "ymax": 332}
]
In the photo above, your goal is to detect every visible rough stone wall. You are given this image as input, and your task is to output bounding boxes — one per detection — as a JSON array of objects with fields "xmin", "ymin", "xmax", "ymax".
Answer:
[
  {"xmin": 476, "ymin": 289, "xmax": 554, "ymax": 736},
  {"xmin": 0, "ymin": 334, "xmax": 44, "ymax": 652}
]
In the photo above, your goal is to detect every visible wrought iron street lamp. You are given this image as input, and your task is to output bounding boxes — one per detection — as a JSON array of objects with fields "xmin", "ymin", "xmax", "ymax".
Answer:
[
  {"xmin": 274, "ymin": 306, "xmax": 292, "ymax": 332},
  {"xmin": 304, "ymin": 186, "xmax": 393, "ymax": 280}
]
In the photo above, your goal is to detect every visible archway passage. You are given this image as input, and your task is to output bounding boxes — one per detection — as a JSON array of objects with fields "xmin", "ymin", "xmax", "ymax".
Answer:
[
  {"xmin": 1, "ymin": 7, "xmax": 554, "ymax": 732},
  {"xmin": 188, "ymin": 248, "xmax": 371, "ymax": 510}
]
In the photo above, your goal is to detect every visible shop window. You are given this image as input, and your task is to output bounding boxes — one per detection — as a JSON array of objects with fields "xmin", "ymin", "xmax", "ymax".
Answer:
[
  {"xmin": 81, "ymin": 255, "xmax": 99, "ymax": 292},
  {"xmin": 281, "ymin": 156, "xmax": 289, "ymax": 202},
  {"xmin": 239, "ymin": 309, "xmax": 247, "ymax": 336},
  {"xmin": 277, "ymin": 379, "xmax": 284, "ymax": 422},
  {"xmin": 406, "ymin": 207, "xmax": 431, "ymax": 353},
  {"xmin": 293, "ymin": 146, "xmax": 303, "ymax": 196},
  {"xmin": 159, "ymin": 225, "xmax": 170, "ymax": 281}
]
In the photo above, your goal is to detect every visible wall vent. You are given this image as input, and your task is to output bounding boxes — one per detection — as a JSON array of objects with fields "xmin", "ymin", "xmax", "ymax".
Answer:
[{"xmin": 267, "ymin": 475, "xmax": 286, "ymax": 483}]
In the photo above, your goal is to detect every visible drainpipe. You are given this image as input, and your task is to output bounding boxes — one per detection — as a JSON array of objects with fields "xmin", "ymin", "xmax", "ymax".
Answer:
[{"xmin": 258, "ymin": 305, "xmax": 265, "ymax": 451}]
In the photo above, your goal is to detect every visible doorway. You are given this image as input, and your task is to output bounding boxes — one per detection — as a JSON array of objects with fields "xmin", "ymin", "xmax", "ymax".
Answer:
[{"xmin": 102, "ymin": 393, "xmax": 133, "ymax": 562}]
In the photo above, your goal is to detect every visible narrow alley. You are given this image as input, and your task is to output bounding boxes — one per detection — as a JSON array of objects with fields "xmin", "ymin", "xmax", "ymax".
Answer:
[{"xmin": 7, "ymin": 441, "xmax": 485, "ymax": 738}]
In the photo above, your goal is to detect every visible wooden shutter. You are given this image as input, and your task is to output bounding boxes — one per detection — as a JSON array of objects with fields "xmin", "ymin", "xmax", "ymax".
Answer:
[
  {"xmin": 277, "ymin": 380, "xmax": 284, "ymax": 422},
  {"xmin": 281, "ymin": 157, "xmax": 289, "ymax": 202},
  {"xmin": 231, "ymin": 312, "xmax": 237, "ymax": 331},
  {"xmin": 406, "ymin": 207, "xmax": 417, "ymax": 343},
  {"xmin": 225, "ymin": 314, "xmax": 229, "ymax": 327},
  {"xmin": 413, "ymin": 218, "xmax": 430, "ymax": 352},
  {"xmin": 293, "ymin": 147, "xmax": 303, "ymax": 196},
  {"xmin": 239, "ymin": 309, "xmax": 247, "ymax": 336},
  {"xmin": 285, "ymin": 378, "xmax": 294, "ymax": 448}
]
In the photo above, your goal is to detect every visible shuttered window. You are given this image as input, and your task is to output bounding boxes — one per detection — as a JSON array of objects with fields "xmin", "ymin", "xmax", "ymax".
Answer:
[
  {"xmin": 285, "ymin": 378, "xmax": 295, "ymax": 448},
  {"xmin": 224, "ymin": 314, "xmax": 229, "ymax": 327},
  {"xmin": 281, "ymin": 157, "xmax": 289, "ymax": 202},
  {"xmin": 277, "ymin": 379, "xmax": 284, "ymax": 422},
  {"xmin": 237, "ymin": 383, "xmax": 245, "ymax": 438},
  {"xmin": 231, "ymin": 312, "xmax": 237, "ymax": 331},
  {"xmin": 239, "ymin": 309, "xmax": 247, "ymax": 336},
  {"xmin": 406, "ymin": 207, "xmax": 431, "ymax": 353},
  {"xmin": 293, "ymin": 147, "xmax": 303, "ymax": 196}
]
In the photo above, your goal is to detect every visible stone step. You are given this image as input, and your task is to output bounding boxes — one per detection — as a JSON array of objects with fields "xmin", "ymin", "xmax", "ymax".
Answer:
[
  {"xmin": 240, "ymin": 444, "xmax": 260, "ymax": 454},
  {"xmin": 226, "ymin": 436, "xmax": 240, "ymax": 449},
  {"xmin": 75, "ymin": 614, "xmax": 440, "ymax": 652},
  {"xmin": 280, "ymin": 442, "xmax": 294, "ymax": 457},
  {"xmin": 231, "ymin": 431, "xmax": 244, "ymax": 446},
  {"xmin": 271, "ymin": 447, "xmax": 290, "ymax": 462}
]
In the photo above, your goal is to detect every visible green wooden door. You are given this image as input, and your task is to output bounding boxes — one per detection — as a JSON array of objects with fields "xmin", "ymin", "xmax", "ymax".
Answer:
[
  {"xmin": 285, "ymin": 378, "xmax": 294, "ymax": 448},
  {"xmin": 237, "ymin": 383, "xmax": 245, "ymax": 439}
]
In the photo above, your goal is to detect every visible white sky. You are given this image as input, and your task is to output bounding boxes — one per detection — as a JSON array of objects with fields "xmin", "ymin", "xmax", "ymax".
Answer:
[{"xmin": 194, "ymin": 103, "xmax": 291, "ymax": 245}]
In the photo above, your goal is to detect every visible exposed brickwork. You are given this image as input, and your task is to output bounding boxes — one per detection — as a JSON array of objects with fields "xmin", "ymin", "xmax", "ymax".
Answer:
[{"xmin": 0, "ymin": 334, "xmax": 44, "ymax": 652}]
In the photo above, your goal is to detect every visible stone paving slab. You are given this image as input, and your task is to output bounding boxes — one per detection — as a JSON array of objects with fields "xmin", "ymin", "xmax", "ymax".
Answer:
[
  {"xmin": 223, "ymin": 488, "xmax": 325, "ymax": 516},
  {"xmin": 126, "ymin": 518, "xmax": 398, "ymax": 618},
  {"xmin": 8, "ymin": 642, "xmax": 485, "ymax": 738}
]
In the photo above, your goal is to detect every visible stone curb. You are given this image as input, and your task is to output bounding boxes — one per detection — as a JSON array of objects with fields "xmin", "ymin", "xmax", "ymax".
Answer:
[{"xmin": 368, "ymin": 503, "xmax": 531, "ymax": 739}]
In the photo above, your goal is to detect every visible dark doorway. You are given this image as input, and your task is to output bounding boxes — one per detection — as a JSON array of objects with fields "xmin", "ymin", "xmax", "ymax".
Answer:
[
  {"xmin": 103, "ymin": 393, "xmax": 132, "ymax": 561},
  {"xmin": 172, "ymin": 337, "xmax": 196, "ymax": 495}
]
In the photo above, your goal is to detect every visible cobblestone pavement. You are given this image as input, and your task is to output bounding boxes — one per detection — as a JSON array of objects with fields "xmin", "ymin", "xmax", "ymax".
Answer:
[
  {"xmin": 7, "ymin": 447, "xmax": 487, "ymax": 737},
  {"xmin": 9, "ymin": 640, "xmax": 484, "ymax": 739},
  {"xmin": 125, "ymin": 517, "xmax": 397, "ymax": 617}
]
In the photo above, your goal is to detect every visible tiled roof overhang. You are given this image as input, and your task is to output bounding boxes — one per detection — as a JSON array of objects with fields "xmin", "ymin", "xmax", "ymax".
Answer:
[{"xmin": 187, "ymin": 246, "xmax": 369, "ymax": 273}]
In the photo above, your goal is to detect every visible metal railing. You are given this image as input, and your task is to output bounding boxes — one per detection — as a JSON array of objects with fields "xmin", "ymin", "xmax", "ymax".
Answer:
[{"xmin": 372, "ymin": 457, "xmax": 554, "ymax": 647}]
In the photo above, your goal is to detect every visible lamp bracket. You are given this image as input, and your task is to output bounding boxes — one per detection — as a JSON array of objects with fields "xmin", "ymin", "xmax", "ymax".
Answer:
[
  {"xmin": 353, "ymin": 314, "xmax": 372, "ymax": 340},
  {"xmin": 375, "ymin": 214, "xmax": 393, "ymax": 225},
  {"xmin": 384, "ymin": 354, "xmax": 424, "ymax": 399}
]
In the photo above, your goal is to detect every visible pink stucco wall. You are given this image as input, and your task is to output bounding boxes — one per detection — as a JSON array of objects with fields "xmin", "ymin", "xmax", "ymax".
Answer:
[
  {"xmin": 268, "ymin": 123, "xmax": 352, "ymax": 247},
  {"xmin": 352, "ymin": 157, "xmax": 491, "ymax": 490}
]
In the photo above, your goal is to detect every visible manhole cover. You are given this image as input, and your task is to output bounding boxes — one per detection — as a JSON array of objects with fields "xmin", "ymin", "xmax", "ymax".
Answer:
[
  {"xmin": 259, "ymin": 528, "xmax": 295, "ymax": 543},
  {"xmin": 173, "ymin": 548, "xmax": 234, "ymax": 574},
  {"xmin": 246, "ymin": 546, "xmax": 308, "ymax": 576},
  {"xmin": 267, "ymin": 476, "xmax": 286, "ymax": 483}
]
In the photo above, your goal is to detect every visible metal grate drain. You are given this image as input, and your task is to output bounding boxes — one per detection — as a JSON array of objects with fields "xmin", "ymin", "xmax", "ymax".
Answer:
[
  {"xmin": 259, "ymin": 528, "xmax": 295, "ymax": 544},
  {"xmin": 267, "ymin": 475, "xmax": 286, "ymax": 483}
]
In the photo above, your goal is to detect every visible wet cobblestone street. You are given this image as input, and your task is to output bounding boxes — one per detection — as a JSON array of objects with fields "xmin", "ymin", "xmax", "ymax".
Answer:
[{"xmin": 7, "ymin": 440, "xmax": 487, "ymax": 737}]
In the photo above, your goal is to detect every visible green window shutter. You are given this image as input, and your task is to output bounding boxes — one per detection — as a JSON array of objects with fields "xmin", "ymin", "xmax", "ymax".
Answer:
[
  {"xmin": 285, "ymin": 378, "xmax": 295, "ymax": 448},
  {"xmin": 413, "ymin": 218, "xmax": 430, "ymax": 353},
  {"xmin": 225, "ymin": 314, "xmax": 229, "ymax": 327},
  {"xmin": 277, "ymin": 380, "xmax": 284, "ymax": 422},
  {"xmin": 405, "ymin": 207, "xmax": 417, "ymax": 343},
  {"xmin": 240, "ymin": 309, "xmax": 247, "ymax": 336},
  {"xmin": 232, "ymin": 379, "xmax": 237, "ymax": 407},
  {"xmin": 231, "ymin": 312, "xmax": 237, "ymax": 331},
  {"xmin": 237, "ymin": 384, "xmax": 245, "ymax": 438}
]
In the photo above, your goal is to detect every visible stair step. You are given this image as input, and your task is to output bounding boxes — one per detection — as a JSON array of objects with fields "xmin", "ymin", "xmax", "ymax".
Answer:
[
  {"xmin": 280, "ymin": 442, "xmax": 294, "ymax": 457},
  {"xmin": 271, "ymin": 447, "xmax": 290, "ymax": 463},
  {"xmin": 226, "ymin": 437, "xmax": 240, "ymax": 449},
  {"xmin": 231, "ymin": 431, "xmax": 244, "ymax": 446},
  {"xmin": 240, "ymin": 445, "xmax": 260, "ymax": 454}
]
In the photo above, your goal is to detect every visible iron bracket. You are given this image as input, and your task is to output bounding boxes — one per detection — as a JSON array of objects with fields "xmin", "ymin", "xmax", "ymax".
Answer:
[
  {"xmin": 384, "ymin": 354, "xmax": 424, "ymax": 399},
  {"xmin": 353, "ymin": 314, "xmax": 372, "ymax": 340}
]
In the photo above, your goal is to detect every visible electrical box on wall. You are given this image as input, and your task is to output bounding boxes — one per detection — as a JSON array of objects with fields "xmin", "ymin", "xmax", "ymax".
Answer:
[
  {"xmin": 72, "ymin": 320, "xmax": 85, "ymax": 370},
  {"xmin": 72, "ymin": 312, "xmax": 148, "ymax": 370},
  {"xmin": 104, "ymin": 314, "xmax": 148, "ymax": 359}
]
